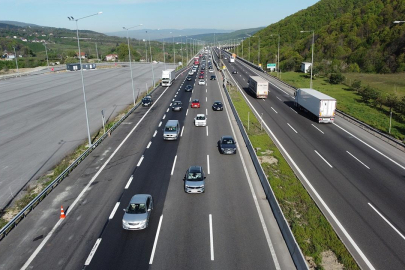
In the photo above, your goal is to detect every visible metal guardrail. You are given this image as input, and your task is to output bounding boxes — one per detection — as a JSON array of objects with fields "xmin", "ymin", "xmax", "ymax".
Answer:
[
  {"xmin": 229, "ymin": 50, "xmax": 405, "ymax": 152},
  {"xmin": 212, "ymin": 51, "xmax": 308, "ymax": 269},
  {"xmin": 0, "ymin": 65, "xmax": 189, "ymax": 241}
]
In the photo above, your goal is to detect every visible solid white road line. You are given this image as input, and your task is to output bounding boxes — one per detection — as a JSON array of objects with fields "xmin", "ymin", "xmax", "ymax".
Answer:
[
  {"xmin": 171, "ymin": 155, "xmax": 177, "ymax": 175},
  {"xmin": 149, "ymin": 215, "xmax": 163, "ymax": 264},
  {"xmin": 311, "ymin": 124, "xmax": 324, "ymax": 134},
  {"xmin": 314, "ymin": 150, "xmax": 333, "ymax": 168},
  {"xmin": 206, "ymin": 126, "xmax": 209, "ymax": 137},
  {"xmin": 181, "ymin": 126, "xmax": 184, "ymax": 137},
  {"xmin": 166, "ymin": 108, "xmax": 169, "ymax": 113},
  {"xmin": 215, "ymin": 76, "xmax": 281, "ymax": 270},
  {"xmin": 368, "ymin": 203, "xmax": 405, "ymax": 240},
  {"xmin": 147, "ymin": 141, "xmax": 152, "ymax": 149},
  {"xmin": 271, "ymin": 107, "xmax": 278, "ymax": 114},
  {"xmin": 186, "ymin": 109, "xmax": 189, "ymax": 116},
  {"xmin": 287, "ymin": 123, "xmax": 298, "ymax": 133},
  {"xmin": 209, "ymin": 214, "xmax": 214, "ymax": 261},
  {"xmin": 125, "ymin": 175, "xmax": 133, "ymax": 189},
  {"xmin": 109, "ymin": 202, "xmax": 120, "ymax": 220},
  {"xmin": 137, "ymin": 155, "xmax": 144, "ymax": 167},
  {"xmin": 21, "ymin": 86, "xmax": 172, "ymax": 270},
  {"xmin": 289, "ymin": 107, "xmax": 297, "ymax": 114},
  {"xmin": 347, "ymin": 151, "xmax": 370, "ymax": 169},
  {"xmin": 230, "ymin": 63, "xmax": 375, "ymax": 269},
  {"xmin": 158, "ymin": 121, "xmax": 162, "ymax": 127},
  {"xmin": 84, "ymin": 238, "xmax": 102, "ymax": 266},
  {"xmin": 334, "ymin": 123, "xmax": 405, "ymax": 171},
  {"xmin": 207, "ymin": 155, "xmax": 210, "ymax": 174},
  {"xmin": 153, "ymin": 130, "xmax": 157, "ymax": 137}
]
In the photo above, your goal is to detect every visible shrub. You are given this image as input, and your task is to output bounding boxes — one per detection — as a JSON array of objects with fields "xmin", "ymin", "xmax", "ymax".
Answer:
[{"xmin": 329, "ymin": 73, "xmax": 345, "ymax": 84}]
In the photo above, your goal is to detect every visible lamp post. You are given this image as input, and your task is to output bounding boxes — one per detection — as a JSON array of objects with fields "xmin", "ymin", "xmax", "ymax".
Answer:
[
  {"xmin": 68, "ymin": 11, "xmax": 102, "ymax": 147},
  {"xmin": 123, "ymin": 24, "xmax": 143, "ymax": 106},
  {"xmin": 300, "ymin": 30, "xmax": 314, "ymax": 89},
  {"xmin": 180, "ymin": 35, "xmax": 183, "ymax": 65},
  {"xmin": 13, "ymin": 47, "xmax": 19, "ymax": 75},
  {"xmin": 95, "ymin": 42, "xmax": 99, "ymax": 62},
  {"xmin": 270, "ymin": 34, "xmax": 280, "ymax": 78},
  {"xmin": 157, "ymin": 29, "xmax": 166, "ymax": 70},
  {"xmin": 170, "ymin": 32, "xmax": 175, "ymax": 66},
  {"xmin": 43, "ymin": 43, "xmax": 49, "ymax": 68},
  {"xmin": 146, "ymin": 30, "xmax": 155, "ymax": 87}
]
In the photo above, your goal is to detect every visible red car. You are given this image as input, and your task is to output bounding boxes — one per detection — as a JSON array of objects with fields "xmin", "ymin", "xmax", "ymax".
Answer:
[
  {"xmin": 191, "ymin": 99, "xmax": 200, "ymax": 108},
  {"xmin": 200, "ymin": 71, "xmax": 205, "ymax": 75},
  {"xmin": 199, "ymin": 75, "xmax": 204, "ymax": 79}
]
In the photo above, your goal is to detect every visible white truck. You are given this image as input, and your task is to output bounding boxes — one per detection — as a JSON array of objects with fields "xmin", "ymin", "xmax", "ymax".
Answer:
[
  {"xmin": 248, "ymin": 76, "xmax": 268, "ymax": 98},
  {"xmin": 294, "ymin": 88, "xmax": 336, "ymax": 123},
  {"xmin": 161, "ymin": 69, "xmax": 176, "ymax": 86}
]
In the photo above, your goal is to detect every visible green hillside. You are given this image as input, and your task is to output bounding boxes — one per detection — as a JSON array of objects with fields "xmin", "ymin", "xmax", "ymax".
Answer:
[
  {"xmin": 187, "ymin": 27, "xmax": 264, "ymax": 43},
  {"xmin": 241, "ymin": 0, "xmax": 405, "ymax": 74}
]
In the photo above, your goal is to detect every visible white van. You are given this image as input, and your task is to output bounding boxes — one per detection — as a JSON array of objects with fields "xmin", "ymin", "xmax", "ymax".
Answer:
[{"xmin": 163, "ymin": 120, "xmax": 180, "ymax": 140}]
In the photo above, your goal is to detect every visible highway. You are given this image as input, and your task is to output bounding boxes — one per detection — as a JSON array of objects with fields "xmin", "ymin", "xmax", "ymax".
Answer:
[
  {"xmin": 0, "ymin": 62, "xmax": 174, "ymax": 210},
  {"xmin": 0, "ymin": 52, "xmax": 295, "ymax": 269},
  {"xmin": 217, "ymin": 49, "xmax": 405, "ymax": 269}
]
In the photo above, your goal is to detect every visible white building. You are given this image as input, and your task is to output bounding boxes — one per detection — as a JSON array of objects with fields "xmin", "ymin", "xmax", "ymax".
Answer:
[{"xmin": 301, "ymin": 62, "xmax": 312, "ymax": 73}]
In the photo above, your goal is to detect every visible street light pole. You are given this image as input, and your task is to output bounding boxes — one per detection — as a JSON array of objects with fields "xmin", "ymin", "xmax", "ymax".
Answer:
[
  {"xmin": 270, "ymin": 34, "xmax": 281, "ymax": 78},
  {"xmin": 13, "ymin": 47, "xmax": 19, "ymax": 75},
  {"xmin": 43, "ymin": 43, "xmax": 49, "ymax": 68},
  {"xmin": 180, "ymin": 35, "xmax": 183, "ymax": 65},
  {"xmin": 123, "ymin": 24, "xmax": 142, "ymax": 106},
  {"xmin": 95, "ymin": 42, "xmax": 99, "ymax": 62},
  {"xmin": 300, "ymin": 30, "xmax": 314, "ymax": 89},
  {"xmin": 147, "ymin": 31, "xmax": 155, "ymax": 87},
  {"xmin": 69, "ymin": 11, "xmax": 102, "ymax": 147}
]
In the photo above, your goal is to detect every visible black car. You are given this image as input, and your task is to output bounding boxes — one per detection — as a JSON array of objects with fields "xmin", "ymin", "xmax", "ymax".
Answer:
[
  {"xmin": 232, "ymin": 70, "xmax": 238, "ymax": 74},
  {"xmin": 218, "ymin": 136, "xmax": 237, "ymax": 154},
  {"xmin": 142, "ymin": 95, "xmax": 153, "ymax": 106},
  {"xmin": 201, "ymin": 66, "xmax": 205, "ymax": 70},
  {"xmin": 210, "ymin": 75, "xmax": 216, "ymax": 80},
  {"xmin": 172, "ymin": 101, "xmax": 183, "ymax": 111},
  {"xmin": 185, "ymin": 85, "xmax": 193, "ymax": 92},
  {"xmin": 187, "ymin": 75, "xmax": 192, "ymax": 81},
  {"xmin": 212, "ymin": 101, "xmax": 223, "ymax": 111}
]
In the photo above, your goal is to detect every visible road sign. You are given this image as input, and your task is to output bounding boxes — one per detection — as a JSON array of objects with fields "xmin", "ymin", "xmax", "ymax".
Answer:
[{"xmin": 267, "ymin": 63, "xmax": 276, "ymax": 69}]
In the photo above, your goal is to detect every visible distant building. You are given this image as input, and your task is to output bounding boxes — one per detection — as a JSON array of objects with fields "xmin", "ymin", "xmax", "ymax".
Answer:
[
  {"xmin": 105, "ymin": 54, "xmax": 118, "ymax": 61},
  {"xmin": 3, "ymin": 53, "xmax": 15, "ymax": 60},
  {"xmin": 66, "ymin": 63, "xmax": 81, "ymax": 71},
  {"xmin": 301, "ymin": 62, "xmax": 312, "ymax": 73},
  {"xmin": 76, "ymin": 52, "xmax": 86, "ymax": 59},
  {"xmin": 21, "ymin": 38, "xmax": 27, "ymax": 42}
]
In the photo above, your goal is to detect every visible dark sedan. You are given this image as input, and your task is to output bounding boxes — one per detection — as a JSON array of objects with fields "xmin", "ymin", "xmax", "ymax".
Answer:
[
  {"xmin": 185, "ymin": 85, "xmax": 193, "ymax": 92},
  {"xmin": 218, "ymin": 136, "xmax": 237, "ymax": 154},
  {"xmin": 172, "ymin": 101, "xmax": 183, "ymax": 111},
  {"xmin": 212, "ymin": 101, "xmax": 223, "ymax": 111}
]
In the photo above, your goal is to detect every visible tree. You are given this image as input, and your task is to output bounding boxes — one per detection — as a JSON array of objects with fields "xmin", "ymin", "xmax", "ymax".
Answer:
[
  {"xmin": 329, "ymin": 73, "xmax": 345, "ymax": 84},
  {"xmin": 351, "ymin": 80, "xmax": 361, "ymax": 92}
]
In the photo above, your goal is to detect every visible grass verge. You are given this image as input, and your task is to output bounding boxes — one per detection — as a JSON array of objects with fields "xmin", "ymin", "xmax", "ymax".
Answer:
[{"xmin": 227, "ymin": 84, "xmax": 359, "ymax": 269}]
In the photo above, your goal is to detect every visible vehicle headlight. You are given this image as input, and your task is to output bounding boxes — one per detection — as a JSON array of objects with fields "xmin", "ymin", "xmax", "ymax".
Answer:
[
  {"xmin": 185, "ymin": 185, "xmax": 190, "ymax": 188},
  {"xmin": 122, "ymin": 219, "xmax": 128, "ymax": 225},
  {"xmin": 221, "ymin": 148, "xmax": 224, "ymax": 151},
  {"xmin": 139, "ymin": 220, "xmax": 146, "ymax": 225},
  {"xmin": 200, "ymin": 185, "xmax": 205, "ymax": 188}
]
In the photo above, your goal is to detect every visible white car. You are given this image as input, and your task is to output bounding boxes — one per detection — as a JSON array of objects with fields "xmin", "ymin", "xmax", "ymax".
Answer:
[
  {"xmin": 209, "ymin": 69, "xmax": 214, "ymax": 73},
  {"xmin": 188, "ymin": 70, "xmax": 194, "ymax": 75},
  {"xmin": 192, "ymin": 68, "xmax": 197, "ymax": 73},
  {"xmin": 198, "ymin": 79, "xmax": 205, "ymax": 85},
  {"xmin": 194, "ymin": 114, "xmax": 207, "ymax": 126}
]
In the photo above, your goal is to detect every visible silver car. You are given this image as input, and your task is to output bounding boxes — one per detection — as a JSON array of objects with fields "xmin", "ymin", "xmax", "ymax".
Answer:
[
  {"xmin": 122, "ymin": 194, "xmax": 153, "ymax": 230},
  {"xmin": 184, "ymin": 166, "xmax": 206, "ymax": 193}
]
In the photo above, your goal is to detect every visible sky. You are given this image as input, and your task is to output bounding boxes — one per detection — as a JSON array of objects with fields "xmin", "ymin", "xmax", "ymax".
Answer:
[{"xmin": 1, "ymin": 0, "xmax": 320, "ymax": 34}]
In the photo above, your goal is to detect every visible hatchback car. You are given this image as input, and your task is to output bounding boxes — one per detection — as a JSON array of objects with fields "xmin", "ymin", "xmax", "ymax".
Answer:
[
  {"xmin": 184, "ymin": 166, "xmax": 206, "ymax": 193},
  {"xmin": 232, "ymin": 70, "xmax": 238, "ymax": 74},
  {"xmin": 218, "ymin": 135, "xmax": 237, "ymax": 154},
  {"xmin": 191, "ymin": 99, "xmax": 200, "ymax": 108},
  {"xmin": 209, "ymin": 69, "xmax": 214, "ymax": 73},
  {"xmin": 199, "ymin": 75, "xmax": 204, "ymax": 79},
  {"xmin": 142, "ymin": 96, "xmax": 153, "ymax": 107},
  {"xmin": 198, "ymin": 79, "xmax": 205, "ymax": 85},
  {"xmin": 122, "ymin": 194, "xmax": 153, "ymax": 230},
  {"xmin": 210, "ymin": 75, "xmax": 216, "ymax": 80},
  {"xmin": 194, "ymin": 114, "xmax": 207, "ymax": 126},
  {"xmin": 188, "ymin": 70, "xmax": 194, "ymax": 75},
  {"xmin": 212, "ymin": 101, "xmax": 223, "ymax": 111},
  {"xmin": 187, "ymin": 75, "xmax": 192, "ymax": 81},
  {"xmin": 172, "ymin": 101, "xmax": 183, "ymax": 111},
  {"xmin": 185, "ymin": 85, "xmax": 193, "ymax": 92}
]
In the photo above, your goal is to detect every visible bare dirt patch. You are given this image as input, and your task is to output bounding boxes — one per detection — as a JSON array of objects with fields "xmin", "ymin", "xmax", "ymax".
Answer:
[{"xmin": 321, "ymin": 250, "xmax": 344, "ymax": 270}]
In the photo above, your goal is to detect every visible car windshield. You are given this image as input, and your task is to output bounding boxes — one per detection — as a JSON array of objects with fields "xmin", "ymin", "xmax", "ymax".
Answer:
[
  {"xmin": 214, "ymin": 102, "xmax": 222, "ymax": 106},
  {"xmin": 196, "ymin": 116, "xmax": 205, "ymax": 120},
  {"xmin": 187, "ymin": 172, "xmax": 202, "ymax": 181},
  {"xmin": 174, "ymin": 102, "xmax": 181, "ymax": 106},
  {"xmin": 127, "ymin": 203, "xmax": 146, "ymax": 214},
  {"xmin": 222, "ymin": 138, "xmax": 234, "ymax": 144},
  {"xmin": 143, "ymin": 98, "xmax": 150, "ymax": 102},
  {"xmin": 193, "ymin": 100, "xmax": 199, "ymax": 103},
  {"xmin": 165, "ymin": 126, "xmax": 177, "ymax": 131}
]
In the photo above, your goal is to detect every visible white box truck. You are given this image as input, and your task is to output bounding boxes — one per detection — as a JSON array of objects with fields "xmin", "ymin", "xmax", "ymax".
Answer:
[
  {"xmin": 248, "ymin": 76, "xmax": 268, "ymax": 98},
  {"xmin": 161, "ymin": 69, "xmax": 176, "ymax": 86},
  {"xmin": 294, "ymin": 88, "xmax": 336, "ymax": 123}
]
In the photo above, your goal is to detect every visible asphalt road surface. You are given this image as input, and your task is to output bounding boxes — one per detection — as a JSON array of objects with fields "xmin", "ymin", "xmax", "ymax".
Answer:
[
  {"xmin": 0, "ymin": 53, "xmax": 295, "ymax": 270},
  {"xmin": 218, "ymin": 49, "xmax": 405, "ymax": 270},
  {"xmin": 0, "ymin": 63, "xmax": 175, "ymax": 210}
]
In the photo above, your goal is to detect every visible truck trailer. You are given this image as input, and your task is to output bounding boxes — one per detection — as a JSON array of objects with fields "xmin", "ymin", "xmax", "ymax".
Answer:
[
  {"xmin": 294, "ymin": 88, "xmax": 336, "ymax": 123},
  {"xmin": 248, "ymin": 76, "xmax": 268, "ymax": 99},
  {"xmin": 161, "ymin": 69, "xmax": 176, "ymax": 87}
]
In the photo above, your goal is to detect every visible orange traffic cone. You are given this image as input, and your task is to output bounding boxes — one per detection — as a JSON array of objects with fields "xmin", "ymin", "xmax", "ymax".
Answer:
[{"xmin": 60, "ymin": 206, "xmax": 66, "ymax": 219}]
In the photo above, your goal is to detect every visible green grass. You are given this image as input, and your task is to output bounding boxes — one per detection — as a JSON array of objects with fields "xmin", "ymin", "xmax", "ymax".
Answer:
[
  {"xmin": 276, "ymin": 72, "xmax": 405, "ymax": 140},
  {"xmin": 228, "ymin": 85, "xmax": 359, "ymax": 269}
]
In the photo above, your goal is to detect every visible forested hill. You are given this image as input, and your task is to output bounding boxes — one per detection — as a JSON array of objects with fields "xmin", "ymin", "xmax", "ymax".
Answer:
[{"xmin": 243, "ymin": 0, "xmax": 405, "ymax": 74}]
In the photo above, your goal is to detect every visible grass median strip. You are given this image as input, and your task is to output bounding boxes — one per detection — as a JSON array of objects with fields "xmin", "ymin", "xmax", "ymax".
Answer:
[{"xmin": 227, "ymin": 85, "xmax": 359, "ymax": 269}]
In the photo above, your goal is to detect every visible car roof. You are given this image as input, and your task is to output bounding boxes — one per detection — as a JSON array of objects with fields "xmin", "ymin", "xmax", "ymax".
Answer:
[
  {"xmin": 188, "ymin": 166, "xmax": 202, "ymax": 173},
  {"xmin": 196, "ymin": 114, "xmax": 205, "ymax": 117},
  {"xmin": 129, "ymin": 194, "xmax": 151, "ymax": 204},
  {"xmin": 192, "ymin": 99, "xmax": 199, "ymax": 102},
  {"xmin": 214, "ymin": 100, "xmax": 222, "ymax": 103},
  {"xmin": 221, "ymin": 135, "xmax": 234, "ymax": 140}
]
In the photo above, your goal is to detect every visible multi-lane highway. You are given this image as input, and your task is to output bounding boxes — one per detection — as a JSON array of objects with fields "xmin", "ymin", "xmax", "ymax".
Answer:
[
  {"xmin": 0, "ymin": 63, "xmax": 174, "ymax": 210},
  {"xmin": 217, "ymin": 49, "xmax": 405, "ymax": 269},
  {"xmin": 0, "ymin": 52, "xmax": 296, "ymax": 269}
]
